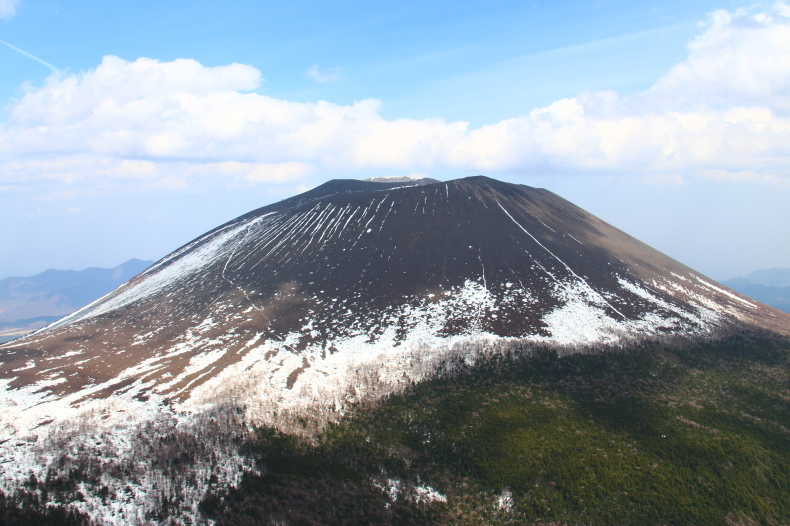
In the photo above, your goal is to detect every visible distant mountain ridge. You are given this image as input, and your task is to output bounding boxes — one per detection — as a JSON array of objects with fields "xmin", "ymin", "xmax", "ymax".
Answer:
[
  {"xmin": 0, "ymin": 259, "xmax": 153, "ymax": 342},
  {"xmin": 723, "ymin": 268, "xmax": 790, "ymax": 314},
  {"xmin": 739, "ymin": 268, "xmax": 790, "ymax": 287}
]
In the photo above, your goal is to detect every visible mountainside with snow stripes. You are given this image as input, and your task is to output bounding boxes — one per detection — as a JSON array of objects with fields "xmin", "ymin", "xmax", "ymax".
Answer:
[
  {"xmin": 1, "ymin": 175, "xmax": 788, "ymax": 524},
  {"xmin": 1, "ymin": 176, "xmax": 787, "ymax": 437}
]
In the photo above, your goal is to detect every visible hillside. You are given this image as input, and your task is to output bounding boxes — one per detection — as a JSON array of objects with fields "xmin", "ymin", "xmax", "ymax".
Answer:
[
  {"xmin": 2, "ymin": 177, "xmax": 786, "ymax": 430},
  {"xmin": 4, "ymin": 330, "xmax": 789, "ymax": 525},
  {"xmin": 203, "ymin": 331, "xmax": 790, "ymax": 526},
  {"xmin": 0, "ymin": 176, "xmax": 788, "ymax": 525}
]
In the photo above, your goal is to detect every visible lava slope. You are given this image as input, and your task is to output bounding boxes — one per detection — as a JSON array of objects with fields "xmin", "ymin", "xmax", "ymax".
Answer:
[{"xmin": 1, "ymin": 176, "xmax": 787, "ymax": 435}]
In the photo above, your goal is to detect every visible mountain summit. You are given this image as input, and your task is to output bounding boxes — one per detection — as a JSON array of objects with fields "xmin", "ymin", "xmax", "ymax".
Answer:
[{"xmin": 1, "ymin": 176, "xmax": 787, "ymax": 435}]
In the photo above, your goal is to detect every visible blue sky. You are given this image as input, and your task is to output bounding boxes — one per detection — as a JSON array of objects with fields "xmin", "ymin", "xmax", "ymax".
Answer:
[
  {"xmin": 0, "ymin": 1, "xmax": 737, "ymax": 121},
  {"xmin": 1, "ymin": 0, "xmax": 788, "ymax": 280}
]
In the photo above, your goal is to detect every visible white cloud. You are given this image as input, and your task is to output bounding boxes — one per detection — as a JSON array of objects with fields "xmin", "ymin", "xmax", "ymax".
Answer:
[
  {"xmin": 306, "ymin": 64, "xmax": 343, "ymax": 83},
  {"xmin": 245, "ymin": 162, "xmax": 313, "ymax": 183},
  {"xmin": 117, "ymin": 160, "xmax": 157, "ymax": 178},
  {"xmin": 2, "ymin": 4, "xmax": 790, "ymax": 189},
  {"xmin": 145, "ymin": 176, "xmax": 188, "ymax": 190},
  {"xmin": 0, "ymin": 0, "xmax": 20, "ymax": 19},
  {"xmin": 648, "ymin": 4, "xmax": 790, "ymax": 112}
]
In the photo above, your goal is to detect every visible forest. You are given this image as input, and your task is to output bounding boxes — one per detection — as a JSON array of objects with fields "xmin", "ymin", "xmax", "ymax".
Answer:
[{"xmin": 2, "ymin": 328, "xmax": 789, "ymax": 525}]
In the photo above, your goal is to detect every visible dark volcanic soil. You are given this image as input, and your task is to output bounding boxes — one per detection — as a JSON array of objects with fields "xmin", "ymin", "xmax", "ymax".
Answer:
[{"xmin": 1, "ymin": 176, "xmax": 787, "ymax": 410}]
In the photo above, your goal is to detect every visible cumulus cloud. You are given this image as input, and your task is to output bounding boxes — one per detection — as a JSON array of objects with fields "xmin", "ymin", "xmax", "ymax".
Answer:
[
  {"xmin": 1, "ymin": 4, "xmax": 790, "ymax": 189},
  {"xmin": 649, "ymin": 6, "xmax": 790, "ymax": 112},
  {"xmin": 0, "ymin": 0, "xmax": 20, "ymax": 19}
]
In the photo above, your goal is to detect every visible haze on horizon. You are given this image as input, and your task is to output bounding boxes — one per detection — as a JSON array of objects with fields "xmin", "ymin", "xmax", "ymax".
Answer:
[{"xmin": 1, "ymin": 0, "xmax": 788, "ymax": 282}]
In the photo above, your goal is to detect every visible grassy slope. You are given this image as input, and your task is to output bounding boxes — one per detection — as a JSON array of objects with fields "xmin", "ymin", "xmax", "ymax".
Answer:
[{"xmin": 206, "ymin": 331, "xmax": 790, "ymax": 526}]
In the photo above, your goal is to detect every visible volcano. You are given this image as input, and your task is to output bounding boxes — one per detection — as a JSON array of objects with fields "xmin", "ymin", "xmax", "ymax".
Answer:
[{"xmin": 1, "ymin": 176, "xmax": 787, "ymax": 435}]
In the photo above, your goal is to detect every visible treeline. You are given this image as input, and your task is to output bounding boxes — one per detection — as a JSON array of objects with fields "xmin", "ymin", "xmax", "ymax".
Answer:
[
  {"xmin": 203, "ymin": 327, "xmax": 790, "ymax": 525},
  {"xmin": 2, "ymin": 327, "xmax": 789, "ymax": 525},
  {"xmin": 0, "ymin": 403, "xmax": 250, "ymax": 525}
]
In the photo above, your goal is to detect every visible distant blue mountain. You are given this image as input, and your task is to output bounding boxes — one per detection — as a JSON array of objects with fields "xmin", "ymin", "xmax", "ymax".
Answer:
[
  {"xmin": 722, "ymin": 269, "xmax": 790, "ymax": 314},
  {"xmin": 0, "ymin": 259, "xmax": 153, "ymax": 342},
  {"xmin": 737, "ymin": 268, "xmax": 790, "ymax": 288}
]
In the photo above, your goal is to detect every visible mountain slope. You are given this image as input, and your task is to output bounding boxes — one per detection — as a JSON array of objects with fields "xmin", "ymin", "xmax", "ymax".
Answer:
[
  {"xmin": 0, "ymin": 177, "xmax": 787, "ymax": 436},
  {"xmin": 1, "ymin": 175, "xmax": 788, "ymax": 525},
  {"xmin": 203, "ymin": 331, "xmax": 790, "ymax": 526},
  {"xmin": 9, "ymin": 330, "xmax": 789, "ymax": 526}
]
